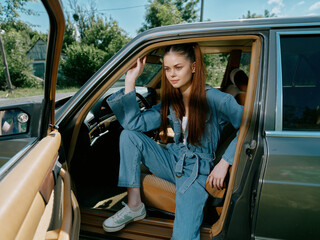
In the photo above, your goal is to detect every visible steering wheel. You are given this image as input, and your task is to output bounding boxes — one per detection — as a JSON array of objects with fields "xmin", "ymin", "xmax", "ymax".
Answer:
[
  {"xmin": 136, "ymin": 92, "xmax": 151, "ymax": 109},
  {"xmin": 135, "ymin": 92, "xmax": 159, "ymax": 139}
]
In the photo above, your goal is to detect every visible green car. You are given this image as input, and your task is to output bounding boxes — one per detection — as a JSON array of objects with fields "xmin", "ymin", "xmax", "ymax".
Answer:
[{"xmin": 0, "ymin": 0, "xmax": 319, "ymax": 239}]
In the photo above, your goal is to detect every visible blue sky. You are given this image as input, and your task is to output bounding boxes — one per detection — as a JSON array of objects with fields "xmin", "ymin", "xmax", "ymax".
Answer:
[{"xmin": 14, "ymin": 0, "xmax": 320, "ymax": 37}]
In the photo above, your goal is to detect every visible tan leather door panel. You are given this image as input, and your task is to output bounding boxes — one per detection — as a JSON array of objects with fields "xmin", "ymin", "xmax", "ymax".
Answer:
[{"xmin": 0, "ymin": 131, "xmax": 61, "ymax": 239}]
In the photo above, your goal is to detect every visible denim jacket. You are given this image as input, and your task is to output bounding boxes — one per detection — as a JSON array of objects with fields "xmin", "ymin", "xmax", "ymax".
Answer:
[{"xmin": 107, "ymin": 86, "xmax": 243, "ymax": 193}]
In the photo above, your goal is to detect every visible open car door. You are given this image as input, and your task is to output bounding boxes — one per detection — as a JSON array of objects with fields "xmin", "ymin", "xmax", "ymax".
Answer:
[{"xmin": 0, "ymin": 0, "xmax": 80, "ymax": 239}]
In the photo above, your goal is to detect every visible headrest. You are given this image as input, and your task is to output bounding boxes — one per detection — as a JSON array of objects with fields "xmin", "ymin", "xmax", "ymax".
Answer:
[{"xmin": 230, "ymin": 68, "xmax": 248, "ymax": 90}]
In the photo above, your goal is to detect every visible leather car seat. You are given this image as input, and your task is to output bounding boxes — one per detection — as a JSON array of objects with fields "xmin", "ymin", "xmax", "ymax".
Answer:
[
  {"xmin": 140, "ymin": 123, "xmax": 236, "ymax": 215},
  {"xmin": 225, "ymin": 68, "xmax": 248, "ymax": 105}
]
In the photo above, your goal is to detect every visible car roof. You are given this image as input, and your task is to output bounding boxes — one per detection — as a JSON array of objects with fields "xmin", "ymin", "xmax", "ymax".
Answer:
[{"xmin": 139, "ymin": 15, "xmax": 320, "ymax": 37}]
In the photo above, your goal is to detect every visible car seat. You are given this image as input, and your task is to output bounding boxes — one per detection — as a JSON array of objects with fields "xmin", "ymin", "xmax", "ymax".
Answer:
[
  {"xmin": 140, "ymin": 126, "xmax": 236, "ymax": 216},
  {"xmin": 225, "ymin": 68, "xmax": 248, "ymax": 105}
]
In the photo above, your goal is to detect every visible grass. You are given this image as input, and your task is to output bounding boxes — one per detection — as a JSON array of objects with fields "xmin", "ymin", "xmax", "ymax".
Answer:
[{"xmin": 0, "ymin": 87, "xmax": 80, "ymax": 99}]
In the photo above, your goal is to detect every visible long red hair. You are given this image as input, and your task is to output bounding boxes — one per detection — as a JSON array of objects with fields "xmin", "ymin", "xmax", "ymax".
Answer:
[{"xmin": 160, "ymin": 43, "xmax": 208, "ymax": 146}]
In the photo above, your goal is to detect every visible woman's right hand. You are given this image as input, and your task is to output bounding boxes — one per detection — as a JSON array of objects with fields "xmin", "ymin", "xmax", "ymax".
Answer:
[
  {"xmin": 125, "ymin": 57, "xmax": 146, "ymax": 94},
  {"xmin": 206, "ymin": 158, "xmax": 230, "ymax": 190}
]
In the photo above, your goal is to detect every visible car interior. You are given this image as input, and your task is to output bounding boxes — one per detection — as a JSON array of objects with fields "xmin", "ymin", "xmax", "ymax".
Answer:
[{"xmin": 66, "ymin": 35, "xmax": 261, "ymax": 238}]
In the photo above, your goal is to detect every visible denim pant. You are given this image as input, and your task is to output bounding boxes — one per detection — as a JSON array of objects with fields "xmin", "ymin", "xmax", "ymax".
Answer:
[{"xmin": 118, "ymin": 130, "xmax": 209, "ymax": 240}]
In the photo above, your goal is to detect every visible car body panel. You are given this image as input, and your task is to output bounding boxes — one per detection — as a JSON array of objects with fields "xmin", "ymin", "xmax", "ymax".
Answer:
[
  {"xmin": 256, "ymin": 133, "xmax": 320, "ymax": 239},
  {"xmin": 253, "ymin": 27, "xmax": 320, "ymax": 240}
]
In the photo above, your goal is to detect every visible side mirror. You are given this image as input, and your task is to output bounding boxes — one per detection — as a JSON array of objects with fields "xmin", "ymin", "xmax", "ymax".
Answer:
[{"xmin": 0, "ymin": 109, "xmax": 29, "ymax": 136}]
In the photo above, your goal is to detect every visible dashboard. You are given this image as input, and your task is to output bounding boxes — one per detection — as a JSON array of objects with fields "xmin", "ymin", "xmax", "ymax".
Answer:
[{"xmin": 83, "ymin": 86, "xmax": 157, "ymax": 146}]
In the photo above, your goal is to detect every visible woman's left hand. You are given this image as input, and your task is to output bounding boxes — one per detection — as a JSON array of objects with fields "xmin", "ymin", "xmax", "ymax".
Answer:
[
  {"xmin": 206, "ymin": 158, "xmax": 230, "ymax": 190},
  {"xmin": 125, "ymin": 57, "xmax": 146, "ymax": 94}
]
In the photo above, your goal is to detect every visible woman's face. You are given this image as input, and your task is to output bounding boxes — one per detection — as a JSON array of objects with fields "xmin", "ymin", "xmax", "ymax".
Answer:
[{"xmin": 163, "ymin": 51, "xmax": 195, "ymax": 93}]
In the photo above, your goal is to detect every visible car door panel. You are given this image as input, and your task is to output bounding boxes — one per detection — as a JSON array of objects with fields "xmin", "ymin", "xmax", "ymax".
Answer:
[
  {"xmin": 255, "ymin": 134, "xmax": 320, "ymax": 239},
  {"xmin": 255, "ymin": 30, "xmax": 320, "ymax": 239},
  {"xmin": 0, "ymin": 131, "xmax": 60, "ymax": 239}
]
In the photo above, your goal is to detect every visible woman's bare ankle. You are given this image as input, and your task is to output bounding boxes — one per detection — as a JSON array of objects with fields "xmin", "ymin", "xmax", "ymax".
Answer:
[{"xmin": 127, "ymin": 187, "xmax": 142, "ymax": 209}]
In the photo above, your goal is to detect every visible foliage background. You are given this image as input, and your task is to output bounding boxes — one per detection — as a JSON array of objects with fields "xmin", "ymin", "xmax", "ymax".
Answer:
[{"xmin": 0, "ymin": 0, "xmax": 270, "ymax": 93}]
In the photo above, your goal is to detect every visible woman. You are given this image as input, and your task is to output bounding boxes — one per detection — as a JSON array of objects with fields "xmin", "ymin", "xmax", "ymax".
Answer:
[{"xmin": 104, "ymin": 43, "xmax": 243, "ymax": 239}]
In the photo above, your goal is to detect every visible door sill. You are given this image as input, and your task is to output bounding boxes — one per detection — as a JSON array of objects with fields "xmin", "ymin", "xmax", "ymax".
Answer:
[{"xmin": 80, "ymin": 208, "xmax": 212, "ymax": 239}]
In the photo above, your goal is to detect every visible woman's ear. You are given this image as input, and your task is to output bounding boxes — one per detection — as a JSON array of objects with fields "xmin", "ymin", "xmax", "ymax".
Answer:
[{"xmin": 192, "ymin": 62, "xmax": 196, "ymax": 73}]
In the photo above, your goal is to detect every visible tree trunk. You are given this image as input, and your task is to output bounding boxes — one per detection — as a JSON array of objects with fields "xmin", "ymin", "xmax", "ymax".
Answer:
[{"xmin": 0, "ymin": 32, "xmax": 14, "ymax": 94}]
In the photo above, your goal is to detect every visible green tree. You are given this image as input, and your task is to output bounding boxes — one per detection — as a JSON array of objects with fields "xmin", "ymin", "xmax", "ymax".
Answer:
[
  {"xmin": 0, "ymin": 28, "xmax": 38, "ymax": 89},
  {"xmin": 65, "ymin": 0, "xmax": 130, "ymax": 54},
  {"xmin": 0, "ymin": 1, "xmax": 37, "ymax": 91},
  {"xmin": 139, "ymin": 0, "xmax": 199, "ymax": 32},
  {"xmin": 60, "ymin": 1, "xmax": 130, "ymax": 86},
  {"xmin": 60, "ymin": 43, "xmax": 107, "ymax": 86},
  {"xmin": 204, "ymin": 53, "xmax": 229, "ymax": 87},
  {"xmin": 242, "ymin": 9, "xmax": 276, "ymax": 19},
  {"xmin": 0, "ymin": 0, "xmax": 34, "ymax": 23},
  {"xmin": 175, "ymin": 0, "xmax": 199, "ymax": 23},
  {"xmin": 1, "ymin": 19, "xmax": 43, "ymax": 45},
  {"xmin": 62, "ymin": 16, "xmax": 77, "ymax": 51},
  {"xmin": 81, "ymin": 16, "xmax": 130, "ymax": 60}
]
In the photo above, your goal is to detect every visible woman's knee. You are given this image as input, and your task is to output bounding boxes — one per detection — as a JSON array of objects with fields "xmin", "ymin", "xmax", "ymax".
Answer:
[
  {"xmin": 120, "ymin": 129, "xmax": 139, "ymax": 142},
  {"xmin": 120, "ymin": 130, "xmax": 146, "ymax": 150}
]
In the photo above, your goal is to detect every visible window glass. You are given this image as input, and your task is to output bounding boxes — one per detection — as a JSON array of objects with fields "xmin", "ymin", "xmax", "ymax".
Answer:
[
  {"xmin": 204, "ymin": 53, "xmax": 229, "ymax": 87},
  {"xmin": 240, "ymin": 52, "xmax": 251, "ymax": 77},
  {"xmin": 0, "ymin": 2, "xmax": 48, "ymax": 104},
  {"xmin": 0, "ymin": 1, "xmax": 49, "ymax": 170},
  {"xmin": 112, "ymin": 63, "xmax": 162, "ymax": 88},
  {"xmin": 281, "ymin": 35, "xmax": 320, "ymax": 130}
]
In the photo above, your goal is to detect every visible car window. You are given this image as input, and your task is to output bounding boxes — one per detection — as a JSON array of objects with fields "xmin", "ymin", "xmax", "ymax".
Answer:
[
  {"xmin": 0, "ymin": 2, "xmax": 49, "ymax": 171},
  {"xmin": 112, "ymin": 63, "xmax": 162, "ymax": 88},
  {"xmin": 0, "ymin": 5, "xmax": 49, "ymax": 104},
  {"xmin": 204, "ymin": 53, "xmax": 229, "ymax": 87},
  {"xmin": 240, "ymin": 52, "xmax": 251, "ymax": 77},
  {"xmin": 280, "ymin": 34, "xmax": 320, "ymax": 131},
  {"xmin": 0, "ymin": 4, "xmax": 51, "ymax": 103}
]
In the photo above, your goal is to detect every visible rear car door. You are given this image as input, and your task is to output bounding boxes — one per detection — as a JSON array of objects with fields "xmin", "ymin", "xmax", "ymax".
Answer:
[
  {"xmin": 0, "ymin": 0, "xmax": 79, "ymax": 239},
  {"xmin": 255, "ymin": 29, "xmax": 320, "ymax": 239}
]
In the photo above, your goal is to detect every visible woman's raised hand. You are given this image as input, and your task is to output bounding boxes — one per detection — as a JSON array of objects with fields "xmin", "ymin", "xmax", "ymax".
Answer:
[{"xmin": 125, "ymin": 57, "xmax": 146, "ymax": 94}]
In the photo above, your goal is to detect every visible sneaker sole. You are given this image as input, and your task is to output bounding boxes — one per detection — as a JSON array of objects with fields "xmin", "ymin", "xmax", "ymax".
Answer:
[{"xmin": 102, "ymin": 211, "xmax": 146, "ymax": 233}]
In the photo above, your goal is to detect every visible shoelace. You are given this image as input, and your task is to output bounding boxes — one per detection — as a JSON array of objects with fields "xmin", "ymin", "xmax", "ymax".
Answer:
[{"xmin": 112, "ymin": 202, "xmax": 130, "ymax": 221}]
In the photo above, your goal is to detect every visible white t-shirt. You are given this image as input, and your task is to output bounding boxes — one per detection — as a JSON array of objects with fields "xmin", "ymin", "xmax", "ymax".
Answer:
[{"xmin": 182, "ymin": 116, "xmax": 188, "ymax": 145}]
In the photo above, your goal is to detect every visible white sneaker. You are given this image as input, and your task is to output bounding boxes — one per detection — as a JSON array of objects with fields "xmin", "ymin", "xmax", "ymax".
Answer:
[{"xmin": 103, "ymin": 202, "xmax": 146, "ymax": 232}]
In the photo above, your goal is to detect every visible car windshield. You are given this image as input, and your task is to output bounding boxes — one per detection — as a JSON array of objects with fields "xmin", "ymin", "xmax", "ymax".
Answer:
[{"xmin": 112, "ymin": 63, "xmax": 162, "ymax": 88}]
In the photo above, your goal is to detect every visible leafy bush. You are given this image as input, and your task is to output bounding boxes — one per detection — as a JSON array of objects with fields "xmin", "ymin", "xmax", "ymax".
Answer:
[
  {"xmin": 60, "ymin": 12, "xmax": 130, "ymax": 88},
  {"xmin": 0, "ymin": 29, "xmax": 40, "ymax": 90},
  {"xmin": 60, "ymin": 43, "xmax": 107, "ymax": 86},
  {"xmin": 204, "ymin": 53, "xmax": 229, "ymax": 87}
]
